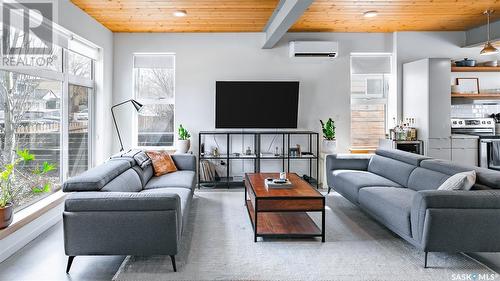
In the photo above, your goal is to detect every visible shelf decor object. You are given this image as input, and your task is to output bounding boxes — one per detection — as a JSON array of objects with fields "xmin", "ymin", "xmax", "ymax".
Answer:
[
  {"xmin": 111, "ymin": 99, "xmax": 144, "ymax": 151},
  {"xmin": 320, "ymin": 118, "xmax": 336, "ymax": 154},
  {"xmin": 176, "ymin": 124, "xmax": 191, "ymax": 153},
  {"xmin": 456, "ymin": 78, "xmax": 479, "ymax": 94},
  {"xmin": 480, "ymin": 10, "xmax": 499, "ymax": 56}
]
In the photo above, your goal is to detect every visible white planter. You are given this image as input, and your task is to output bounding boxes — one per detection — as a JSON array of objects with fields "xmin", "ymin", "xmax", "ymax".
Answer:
[
  {"xmin": 176, "ymin": 139, "xmax": 191, "ymax": 154},
  {"xmin": 322, "ymin": 139, "xmax": 337, "ymax": 154}
]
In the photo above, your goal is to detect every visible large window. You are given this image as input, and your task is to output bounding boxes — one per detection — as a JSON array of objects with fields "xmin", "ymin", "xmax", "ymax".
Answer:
[
  {"xmin": 134, "ymin": 54, "xmax": 175, "ymax": 147},
  {"xmin": 350, "ymin": 54, "xmax": 392, "ymax": 150},
  {"xmin": 0, "ymin": 43, "xmax": 96, "ymax": 212}
]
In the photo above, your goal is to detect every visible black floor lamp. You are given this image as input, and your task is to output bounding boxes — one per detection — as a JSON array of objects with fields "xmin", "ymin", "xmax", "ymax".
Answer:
[{"xmin": 111, "ymin": 99, "xmax": 144, "ymax": 152}]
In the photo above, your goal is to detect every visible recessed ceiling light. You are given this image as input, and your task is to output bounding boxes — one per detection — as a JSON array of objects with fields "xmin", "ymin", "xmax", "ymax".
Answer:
[
  {"xmin": 363, "ymin": 11, "xmax": 378, "ymax": 18},
  {"xmin": 173, "ymin": 10, "xmax": 187, "ymax": 17}
]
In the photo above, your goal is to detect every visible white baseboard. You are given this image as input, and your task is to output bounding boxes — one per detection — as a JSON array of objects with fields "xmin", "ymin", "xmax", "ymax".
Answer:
[{"xmin": 0, "ymin": 202, "xmax": 63, "ymax": 263}]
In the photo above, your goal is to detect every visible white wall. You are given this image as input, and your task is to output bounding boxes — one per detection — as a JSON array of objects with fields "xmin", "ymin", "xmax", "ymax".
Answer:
[
  {"xmin": 57, "ymin": 0, "xmax": 114, "ymax": 164},
  {"xmin": 113, "ymin": 32, "xmax": 393, "ymax": 154}
]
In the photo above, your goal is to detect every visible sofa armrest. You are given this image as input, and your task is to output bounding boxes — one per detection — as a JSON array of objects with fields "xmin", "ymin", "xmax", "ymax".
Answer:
[
  {"xmin": 325, "ymin": 154, "xmax": 371, "ymax": 172},
  {"xmin": 65, "ymin": 192, "xmax": 181, "ymax": 212},
  {"xmin": 411, "ymin": 190, "xmax": 500, "ymax": 248},
  {"xmin": 412, "ymin": 190, "xmax": 500, "ymax": 210},
  {"xmin": 172, "ymin": 154, "xmax": 196, "ymax": 171}
]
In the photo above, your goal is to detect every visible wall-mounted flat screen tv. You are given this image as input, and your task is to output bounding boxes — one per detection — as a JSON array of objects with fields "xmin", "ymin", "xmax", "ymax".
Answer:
[{"xmin": 215, "ymin": 81, "xmax": 299, "ymax": 129}]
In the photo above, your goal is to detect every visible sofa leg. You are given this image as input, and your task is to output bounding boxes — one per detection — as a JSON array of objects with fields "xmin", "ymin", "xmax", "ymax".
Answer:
[
  {"xmin": 170, "ymin": 255, "xmax": 177, "ymax": 272},
  {"xmin": 66, "ymin": 256, "xmax": 75, "ymax": 273},
  {"xmin": 424, "ymin": 251, "xmax": 428, "ymax": 268},
  {"xmin": 327, "ymin": 187, "xmax": 331, "ymax": 194}
]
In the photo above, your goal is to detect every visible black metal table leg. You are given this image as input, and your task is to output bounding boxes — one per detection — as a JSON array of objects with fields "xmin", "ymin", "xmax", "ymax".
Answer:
[{"xmin": 321, "ymin": 198, "xmax": 326, "ymax": 242}]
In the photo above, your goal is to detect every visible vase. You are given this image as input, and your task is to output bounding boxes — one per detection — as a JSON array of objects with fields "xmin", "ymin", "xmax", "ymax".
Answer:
[
  {"xmin": 0, "ymin": 203, "xmax": 13, "ymax": 229},
  {"xmin": 322, "ymin": 139, "xmax": 337, "ymax": 154},
  {"xmin": 176, "ymin": 139, "xmax": 191, "ymax": 154}
]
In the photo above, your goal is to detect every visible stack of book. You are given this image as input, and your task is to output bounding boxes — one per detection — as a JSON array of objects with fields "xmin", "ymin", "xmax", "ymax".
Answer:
[{"xmin": 265, "ymin": 178, "xmax": 294, "ymax": 189}]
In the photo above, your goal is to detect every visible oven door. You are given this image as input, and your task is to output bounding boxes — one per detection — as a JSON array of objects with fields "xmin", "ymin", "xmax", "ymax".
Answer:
[{"xmin": 480, "ymin": 140, "xmax": 500, "ymax": 171}]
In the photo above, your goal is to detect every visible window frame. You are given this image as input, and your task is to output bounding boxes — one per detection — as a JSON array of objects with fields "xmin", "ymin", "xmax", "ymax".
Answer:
[
  {"xmin": 132, "ymin": 53, "xmax": 176, "ymax": 150},
  {"xmin": 349, "ymin": 53, "xmax": 393, "ymax": 150},
  {"xmin": 0, "ymin": 47, "xmax": 96, "ymax": 212}
]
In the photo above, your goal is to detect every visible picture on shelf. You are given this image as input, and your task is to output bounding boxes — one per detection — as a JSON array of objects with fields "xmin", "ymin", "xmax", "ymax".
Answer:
[{"xmin": 456, "ymin": 78, "xmax": 480, "ymax": 94}]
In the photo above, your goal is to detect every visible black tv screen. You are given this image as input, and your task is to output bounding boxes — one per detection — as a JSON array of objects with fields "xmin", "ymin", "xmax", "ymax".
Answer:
[{"xmin": 215, "ymin": 81, "xmax": 299, "ymax": 129}]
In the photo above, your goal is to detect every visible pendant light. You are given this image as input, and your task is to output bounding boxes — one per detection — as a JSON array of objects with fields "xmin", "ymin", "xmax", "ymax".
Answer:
[{"xmin": 480, "ymin": 10, "xmax": 499, "ymax": 56}]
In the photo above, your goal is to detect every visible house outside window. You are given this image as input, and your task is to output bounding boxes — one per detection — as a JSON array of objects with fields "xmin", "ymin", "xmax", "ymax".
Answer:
[
  {"xmin": 0, "ymin": 26, "xmax": 97, "ymax": 212},
  {"xmin": 350, "ymin": 54, "xmax": 392, "ymax": 150},
  {"xmin": 133, "ymin": 54, "xmax": 175, "ymax": 147}
]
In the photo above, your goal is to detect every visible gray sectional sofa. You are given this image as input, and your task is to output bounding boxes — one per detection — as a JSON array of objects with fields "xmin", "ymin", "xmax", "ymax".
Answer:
[
  {"xmin": 326, "ymin": 148, "xmax": 500, "ymax": 267},
  {"xmin": 62, "ymin": 150, "xmax": 196, "ymax": 273}
]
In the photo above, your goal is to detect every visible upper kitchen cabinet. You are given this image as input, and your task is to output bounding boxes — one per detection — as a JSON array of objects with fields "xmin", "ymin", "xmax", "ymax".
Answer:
[{"xmin": 403, "ymin": 58, "xmax": 451, "ymax": 158}]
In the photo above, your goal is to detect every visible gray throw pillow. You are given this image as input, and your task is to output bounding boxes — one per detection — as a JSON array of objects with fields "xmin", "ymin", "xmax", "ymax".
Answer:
[{"xmin": 437, "ymin": 170, "xmax": 476, "ymax": 191}]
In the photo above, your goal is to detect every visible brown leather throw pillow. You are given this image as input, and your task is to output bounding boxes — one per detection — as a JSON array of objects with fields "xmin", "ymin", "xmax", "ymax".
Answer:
[{"xmin": 145, "ymin": 151, "xmax": 178, "ymax": 176}]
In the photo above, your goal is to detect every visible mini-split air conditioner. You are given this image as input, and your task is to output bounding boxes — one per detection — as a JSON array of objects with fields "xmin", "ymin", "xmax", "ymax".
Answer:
[{"xmin": 289, "ymin": 41, "xmax": 339, "ymax": 58}]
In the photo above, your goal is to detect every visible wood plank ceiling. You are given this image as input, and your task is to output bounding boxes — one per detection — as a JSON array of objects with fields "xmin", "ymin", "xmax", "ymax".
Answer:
[
  {"xmin": 71, "ymin": 0, "xmax": 500, "ymax": 33},
  {"xmin": 291, "ymin": 0, "xmax": 500, "ymax": 32},
  {"xmin": 70, "ymin": 0, "xmax": 280, "ymax": 32}
]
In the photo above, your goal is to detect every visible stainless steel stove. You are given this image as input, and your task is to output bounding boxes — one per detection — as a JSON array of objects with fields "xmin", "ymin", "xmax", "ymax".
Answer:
[
  {"xmin": 451, "ymin": 118, "xmax": 500, "ymax": 170},
  {"xmin": 451, "ymin": 118, "xmax": 496, "ymax": 135}
]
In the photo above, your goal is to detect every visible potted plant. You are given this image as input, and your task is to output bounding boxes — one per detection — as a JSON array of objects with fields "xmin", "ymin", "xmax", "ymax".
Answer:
[
  {"xmin": 176, "ymin": 124, "xmax": 191, "ymax": 153},
  {"xmin": 0, "ymin": 149, "xmax": 54, "ymax": 229},
  {"xmin": 320, "ymin": 118, "xmax": 336, "ymax": 154}
]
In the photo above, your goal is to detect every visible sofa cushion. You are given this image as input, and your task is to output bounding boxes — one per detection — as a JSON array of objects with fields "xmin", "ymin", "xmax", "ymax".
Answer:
[
  {"xmin": 421, "ymin": 159, "xmax": 500, "ymax": 189},
  {"xmin": 144, "ymin": 170, "xmax": 196, "ymax": 190},
  {"xmin": 375, "ymin": 149, "xmax": 430, "ymax": 166},
  {"xmin": 330, "ymin": 170, "xmax": 402, "ymax": 203},
  {"xmin": 63, "ymin": 159, "xmax": 131, "ymax": 192},
  {"xmin": 437, "ymin": 170, "xmax": 476, "ymax": 191},
  {"xmin": 132, "ymin": 164, "xmax": 154, "ymax": 187},
  {"xmin": 368, "ymin": 154, "xmax": 417, "ymax": 187},
  {"xmin": 146, "ymin": 151, "xmax": 178, "ymax": 176},
  {"xmin": 359, "ymin": 186, "xmax": 416, "ymax": 237},
  {"xmin": 101, "ymin": 169, "xmax": 142, "ymax": 192},
  {"xmin": 407, "ymin": 167, "xmax": 450, "ymax": 191}
]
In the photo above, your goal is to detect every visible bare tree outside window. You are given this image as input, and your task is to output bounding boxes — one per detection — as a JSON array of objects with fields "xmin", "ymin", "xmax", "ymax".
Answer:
[
  {"xmin": 135, "ymin": 55, "xmax": 175, "ymax": 147},
  {"xmin": 0, "ymin": 28, "xmax": 94, "ymax": 211}
]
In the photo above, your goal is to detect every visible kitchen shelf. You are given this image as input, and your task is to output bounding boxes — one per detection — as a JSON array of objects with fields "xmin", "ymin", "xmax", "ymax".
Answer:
[
  {"xmin": 451, "ymin": 66, "xmax": 500, "ymax": 72},
  {"xmin": 451, "ymin": 93, "xmax": 500, "ymax": 99}
]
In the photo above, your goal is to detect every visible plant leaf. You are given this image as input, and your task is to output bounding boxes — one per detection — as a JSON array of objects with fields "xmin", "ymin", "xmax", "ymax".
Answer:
[
  {"xmin": 41, "ymin": 162, "xmax": 55, "ymax": 173},
  {"xmin": 16, "ymin": 149, "xmax": 35, "ymax": 162}
]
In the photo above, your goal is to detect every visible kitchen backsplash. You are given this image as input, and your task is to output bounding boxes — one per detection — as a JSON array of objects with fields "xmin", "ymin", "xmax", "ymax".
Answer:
[{"xmin": 451, "ymin": 104, "xmax": 500, "ymax": 118}]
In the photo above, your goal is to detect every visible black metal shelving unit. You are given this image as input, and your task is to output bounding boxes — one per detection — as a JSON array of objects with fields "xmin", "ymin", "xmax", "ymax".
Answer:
[{"xmin": 198, "ymin": 131, "xmax": 319, "ymax": 188}]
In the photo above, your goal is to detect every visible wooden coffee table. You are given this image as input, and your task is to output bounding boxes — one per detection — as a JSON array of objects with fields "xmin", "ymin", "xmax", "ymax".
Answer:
[{"xmin": 244, "ymin": 173, "xmax": 325, "ymax": 242}]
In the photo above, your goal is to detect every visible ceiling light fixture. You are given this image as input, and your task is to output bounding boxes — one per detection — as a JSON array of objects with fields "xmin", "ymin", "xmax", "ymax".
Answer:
[
  {"xmin": 480, "ymin": 10, "xmax": 499, "ymax": 56},
  {"xmin": 363, "ymin": 11, "xmax": 378, "ymax": 18},
  {"xmin": 173, "ymin": 10, "xmax": 187, "ymax": 17}
]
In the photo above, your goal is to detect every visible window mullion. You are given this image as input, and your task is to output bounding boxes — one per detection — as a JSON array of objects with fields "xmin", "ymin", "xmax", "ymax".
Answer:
[{"xmin": 61, "ymin": 49, "xmax": 69, "ymax": 182}]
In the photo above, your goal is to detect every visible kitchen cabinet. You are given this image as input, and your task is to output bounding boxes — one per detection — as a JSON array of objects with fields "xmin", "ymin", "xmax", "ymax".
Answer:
[
  {"xmin": 403, "ymin": 58, "xmax": 452, "ymax": 159},
  {"xmin": 451, "ymin": 135, "xmax": 479, "ymax": 166}
]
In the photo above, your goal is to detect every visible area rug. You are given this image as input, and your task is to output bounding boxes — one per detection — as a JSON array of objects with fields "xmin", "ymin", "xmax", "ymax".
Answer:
[{"xmin": 113, "ymin": 191, "xmax": 497, "ymax": 281}]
